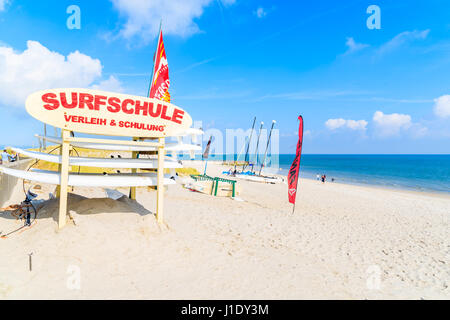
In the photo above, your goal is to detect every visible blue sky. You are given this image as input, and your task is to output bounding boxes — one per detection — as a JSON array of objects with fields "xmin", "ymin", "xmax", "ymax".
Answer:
[{"xmin": 0, "ymin": 0, "xmax": 449, "ymax": 153}]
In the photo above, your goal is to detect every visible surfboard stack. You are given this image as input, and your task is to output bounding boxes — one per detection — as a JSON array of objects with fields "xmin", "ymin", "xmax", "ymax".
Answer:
[{"xmin": 0, "ymin": 128, "xmax": 203, "ymax": 188}]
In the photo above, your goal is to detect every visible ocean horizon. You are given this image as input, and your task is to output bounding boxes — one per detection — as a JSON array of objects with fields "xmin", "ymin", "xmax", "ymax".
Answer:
[
  {"xmin": 4, "ymin": 146, "xmax": 449, "ymax": 194},
  {"xmin": 183, "ymin": 153, "xmax": 450, "ymax": 194}
]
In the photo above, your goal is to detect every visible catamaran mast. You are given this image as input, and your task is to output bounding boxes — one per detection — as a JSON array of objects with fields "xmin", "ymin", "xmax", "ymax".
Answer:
[
  {"xmin": 235, "ymin": 136, "xmax": 248, "ymax": 172},
  {"xmin": 259, "ymin": 120, "xmax": 276, "ymax": 176},
  {"xmin": 252, "ymin": 122, "xmax": 264, "ymax": 173},
  {"xmin": 243, "ymin": 117, "xmax": 256, "ymax": 171}
]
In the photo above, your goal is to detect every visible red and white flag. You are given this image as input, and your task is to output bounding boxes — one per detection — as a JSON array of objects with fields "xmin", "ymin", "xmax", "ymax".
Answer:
[
  {"xmin": 149, "ymin": 29, "xmax": 170, "ymax": 102},
  {"xmin": 203, "ymin": 136, "xmax": 213, "ymax": 159},
  {"xmin": 288, "ymin": 116, "xmax": 304, "ymax": 208}
]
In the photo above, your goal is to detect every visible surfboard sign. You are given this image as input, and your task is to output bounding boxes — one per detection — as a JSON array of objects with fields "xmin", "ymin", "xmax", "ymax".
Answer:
[
  {"xmin": 0, "ymin": 167, "xmax": 176, "ymax": 187},
  {"xmin": 35, "ymin": 135, "xmax": 201, "ymax": 152},
  {"xmin": 25, "ymin": 88, "xmax": 193, "ymax": 137},
  {"xmin": 11, "ymin": 147, "xmax": 182, "ymax": 169}
]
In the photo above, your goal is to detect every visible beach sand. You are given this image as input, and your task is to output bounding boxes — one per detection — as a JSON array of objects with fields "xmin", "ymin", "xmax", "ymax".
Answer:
[{"xmin": 0, "ymin": 160, "xmax": 449, "ymax": 299}]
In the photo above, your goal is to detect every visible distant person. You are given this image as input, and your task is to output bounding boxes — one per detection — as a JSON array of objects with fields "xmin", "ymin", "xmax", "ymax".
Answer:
[
  {"xmin": 1, "ymin": 149, "xmax": 11, "ymax": 164},
  {"xmin": 316, "ymin": 174, "xmax": 320, "ymax": 181},
  {"xmin": 321, "ymin": 174, "xmax": 326, "ymax": 183},
  {"xmin": 331, "ymin": 178, "xmax": 335, "ymax": 182}
]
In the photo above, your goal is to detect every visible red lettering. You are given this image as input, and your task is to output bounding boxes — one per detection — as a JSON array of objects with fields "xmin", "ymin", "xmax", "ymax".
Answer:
[
  {"xmin": 42, "ymin": 93, "xmax": 59, "ymax": 110},
  {"xmin": 94, "ymin": 95, "xmax": 107, "ymax": 111},
  {"xmin": 121, "ymin": 99, "xmax": 134, "ymax": 114},
  {"xmin": 79, "ymin": 93, "xmax": 94, "ymax": 110},
  {"xmin": 148, "ymin": 103, "xmax": 162, "ymax": 117},
  {"xmin": 171, "ymin": 108, "xmax": 184, "ymax": 124},
  {"xmin": 60, "ymin": 92, "xmax": 77, "ymax": 109},
  {"xmin": 107, "ymin": 97, "xmax": 121, "ymax": 113},
  {"xmin": 135, "ymin": 100, "xmax": 148, "ymax": 115},
  {"xmin": 160, "ymin": 105, "xmax": 172, "ymax": 120}
]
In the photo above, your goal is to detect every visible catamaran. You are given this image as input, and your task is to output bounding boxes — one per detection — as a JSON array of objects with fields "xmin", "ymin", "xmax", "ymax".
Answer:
[{"xmin": 223, "ymin": 118, "xmax": 284, "ymax": 184}]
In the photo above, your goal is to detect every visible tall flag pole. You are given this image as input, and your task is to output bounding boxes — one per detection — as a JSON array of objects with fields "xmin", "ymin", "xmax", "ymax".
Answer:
[
  {"xmin": 149, "ymin": 25, "xmax": 171, "ymax": 102},
  {"xmin": 252, "ymin": 122, "xmax": 264, "ymax": 173},
  {"xmin": 243, "ymin": 117, "xmax": 256, "ymax": 172},
  {"xmin": 259, "ymin": 120, "xmax": 276, "ymax": 176},
  {"xmin": 203, "ymin": 136, "xmax": 213, "ymax": 175},
  {"xmin": 147, "ymin": 20, "xmax": 162, "ymax": 98},
  {"xmin": 288, "ymin": 116, "xmax": 304, "ymax": 214}
]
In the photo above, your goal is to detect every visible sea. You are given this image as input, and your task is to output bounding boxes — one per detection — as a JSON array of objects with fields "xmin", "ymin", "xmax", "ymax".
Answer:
[
  {"xmin": 186, "ymin": 154, "xmax": 450, "ymax": 194},
  {"xmin": 4, "ymin": 144, "xmax": 449, "ymax": 194}
]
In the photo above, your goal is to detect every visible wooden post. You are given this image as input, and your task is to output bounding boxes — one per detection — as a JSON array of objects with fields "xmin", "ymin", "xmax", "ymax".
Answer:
[
  {"xmin": 58, "ymin": 129, "xmax": 70, "ymax": 229},
  {"xmin": 156, "ymin": 137, "xmax": 165, "ymax": 224},
  {"xmin": 55, "ymin": 130, "xmax": 64, "ymax": 198},
  {"xmin": 214, "ymin": 178, "xmax": 219, "ymax": 196},
  {"xmin": 129, "ymin": 156, "xmax": 137, "ymax": 200},
  {"xmin": 43, "ymin": 124, "xmax": 47, "ymax": 150},
  {"xmin": 232, "ymin": 181, "xmax": 236, "ymax": 198},
  {"xmin": 129, "ymin": 138, "xmax": 138, "ymax": 200}
]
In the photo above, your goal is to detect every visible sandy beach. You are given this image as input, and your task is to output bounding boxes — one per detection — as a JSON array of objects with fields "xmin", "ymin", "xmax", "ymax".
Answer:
[{"xmin": 0, "ymin": 160, "xmax": 449, "ymax": 300}]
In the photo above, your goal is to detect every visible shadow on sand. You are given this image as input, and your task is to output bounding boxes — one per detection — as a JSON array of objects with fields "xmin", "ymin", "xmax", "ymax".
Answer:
[{"xmin": 0, "ymin": 192, "xmax": 154, "ymax": 224}]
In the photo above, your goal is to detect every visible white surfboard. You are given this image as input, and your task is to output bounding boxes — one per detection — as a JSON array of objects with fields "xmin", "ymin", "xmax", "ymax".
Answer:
[
  {"xmin": 0, "ymin": 167, "xmax": 176, "ymax": 187},
  {"xmin": 35, "ymin": 135, "xmax": 201, "ymax": 152},
  {"xmin": 230, "ymin": 174, "xmax": 284, "ymax": 184},
  {"xmin": 174, "ymin": 128, "xmax": 204, "ymax": 137},
  {"xmin": 174, "ymin": 127, "xmax": 204, "ymax": 143},
  {"xmin": 11, "ymin": 147, "xmax": 182, "ymax": 169},
  {"xmin": 165, "ymin": 143, "xmax": 201, "ymax": 152}
]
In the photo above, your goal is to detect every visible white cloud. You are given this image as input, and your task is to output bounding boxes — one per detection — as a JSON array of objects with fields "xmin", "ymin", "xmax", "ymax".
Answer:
[
  {"xmin": 377, "ymin": 29, "xmax": 430, "ymax": 55},
  {"xmin": 111, "ymin": 0, "xmax": 232, "ymax": 42},
  {"xmin": 372, "ymin": 111, "xmax": 412, "ymax": 137},
  {"xmin": 0, "ymin": 0, "xmax": 10, "ymax": 11},
  {"xmin": 433, "ymin": 95, "xmax": 450, "ymax": 118},
  {"xmin": 91, "ymin": 75, "xmax": 124, "ymax": 92},
  {"xmin": 325, "ymin": 118, "xmax": 368, "ymax": 131},
  {"xmin": 410, "ymin": 124, "xmax": 428, "ymax": 138},
  {"xmin": 345, "ymin": 37, "xmax": 369, "ymax": 54},
  {"xmin": 0, "ymin": 41, "xmax": 111, "ymax": 107},
  {"xmin": 255, "ymin": 7, "xmax": 267, "ymax": 18}
]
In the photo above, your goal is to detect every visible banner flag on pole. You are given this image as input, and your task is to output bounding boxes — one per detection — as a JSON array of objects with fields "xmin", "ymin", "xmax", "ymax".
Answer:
[
  {"xmin": 203, "ymin": 136, "xmax": 213, "ymax": 159},
  {"xmin": 288, "ymin": 116, "xmax": 304, "ymax": 206},
  {"xmin": 149, "ymin": 29, "xmax": 171, "ymax": 102}
]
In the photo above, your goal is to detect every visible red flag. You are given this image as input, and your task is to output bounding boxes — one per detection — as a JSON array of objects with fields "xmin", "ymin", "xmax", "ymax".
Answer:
[
  {"xmin": 288, "ymin": 116, "xmax": 304, "ymax": 205},
  {"xmin": 203, "ymin": 136, "xmax": 213, "ymax": 159},
  {"xmin": 149, "ymin": 30, "xmax": 170, "ymax": 102}
]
